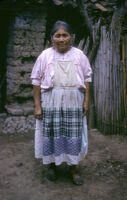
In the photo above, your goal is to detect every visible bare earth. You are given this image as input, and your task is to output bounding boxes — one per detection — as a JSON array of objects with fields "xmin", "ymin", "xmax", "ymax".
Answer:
[{"xmin": 0, "ymin": 129, "xmax": 127, "ymax": 200}]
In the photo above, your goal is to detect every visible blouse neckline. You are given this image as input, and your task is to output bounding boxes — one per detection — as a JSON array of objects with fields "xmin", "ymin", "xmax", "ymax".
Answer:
[{"xmin": 52, "ymin": 46, "xmax": 73, "ymax": 55}]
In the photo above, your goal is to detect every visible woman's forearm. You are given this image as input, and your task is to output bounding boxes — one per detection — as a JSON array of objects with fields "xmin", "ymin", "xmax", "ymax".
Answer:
[
  {"xmin": 83, "ymin": 82, "xmax": 90, "ymax": 115},
  {"xmin": 33, "ymin": 85, "xmax": 42, "ymax": 119},
  {"xmin": 84, "ymin": 82, "xmax": 90, "ymax": 104},
  {"xmin": 33, "ymin": 85, "xmax": 41, "ymax": 107}
]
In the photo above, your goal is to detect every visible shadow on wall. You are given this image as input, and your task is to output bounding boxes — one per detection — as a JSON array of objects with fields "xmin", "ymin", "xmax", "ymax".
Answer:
[{"xmin": 0, "ymin": 14, "xmax": 12, "ymax": 112}]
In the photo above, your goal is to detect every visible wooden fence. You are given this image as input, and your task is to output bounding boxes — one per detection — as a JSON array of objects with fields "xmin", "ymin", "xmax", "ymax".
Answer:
[{"xmin": 92, "ymin": 25, "xmax": 127, "ymax": 134}]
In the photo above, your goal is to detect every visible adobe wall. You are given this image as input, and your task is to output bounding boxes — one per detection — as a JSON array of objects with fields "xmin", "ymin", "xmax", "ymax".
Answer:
[{"xmin": 0, "ymin": 11, "xmax": 46, "ymax": 134}]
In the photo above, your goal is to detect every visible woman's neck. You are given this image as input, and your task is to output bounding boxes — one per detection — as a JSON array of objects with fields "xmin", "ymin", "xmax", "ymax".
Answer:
[{"xmin": 53, "ymin": 46, "xmax": 72, "ymax": 54}]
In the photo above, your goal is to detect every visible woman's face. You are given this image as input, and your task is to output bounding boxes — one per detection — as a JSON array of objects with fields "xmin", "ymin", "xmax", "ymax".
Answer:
[{"xmin": 52, "ymin": 28, "xmax": 71, "ymax": 53}]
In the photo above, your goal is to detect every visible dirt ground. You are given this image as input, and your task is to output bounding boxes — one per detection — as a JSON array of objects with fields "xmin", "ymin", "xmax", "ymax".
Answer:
[{"xmin": 0, "ymin": 129, "xmax": 127, "ymax": 200}]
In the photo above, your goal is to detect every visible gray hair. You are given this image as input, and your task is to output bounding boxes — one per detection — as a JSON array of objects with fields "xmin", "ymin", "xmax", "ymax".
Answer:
[{"xmin": 50, "ymin": 20, "xmax": 72, "ymax": 39}]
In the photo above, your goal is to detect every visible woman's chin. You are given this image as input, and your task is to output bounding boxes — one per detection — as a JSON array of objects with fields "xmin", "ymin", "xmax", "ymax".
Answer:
[{"xmin": 56, "ymin": 46, "xmax": 70, "ymax": 53}]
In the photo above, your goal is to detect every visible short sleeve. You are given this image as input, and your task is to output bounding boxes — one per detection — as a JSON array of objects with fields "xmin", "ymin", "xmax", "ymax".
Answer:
[
  {"xmin": 80, "ymin": 52, "xmax": 92, "ymax": 82},
  {"xmin": 31, "ymin": 52, "xmax": 46, "ymax": 86}
]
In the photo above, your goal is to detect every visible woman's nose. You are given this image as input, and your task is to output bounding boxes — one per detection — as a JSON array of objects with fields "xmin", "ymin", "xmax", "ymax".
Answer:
[{"xmin": 59, "ymin": 36, "xmax": 64, "ymax": 41}]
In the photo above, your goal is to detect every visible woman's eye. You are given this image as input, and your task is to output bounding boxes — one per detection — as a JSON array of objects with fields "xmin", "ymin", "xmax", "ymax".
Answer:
[
  {"xmin": 54, "ymin": 34, "xmax": 69, "ymax": 38},
  {"xmin": 55, "ymin": 34, "xmax": 60, "ymax": 38},
  {"xmin": 63, "ymin": 34, "xmax": 68, "ymax": 37}
]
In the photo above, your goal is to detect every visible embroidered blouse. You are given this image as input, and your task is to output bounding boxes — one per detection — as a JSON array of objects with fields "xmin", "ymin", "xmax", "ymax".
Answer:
[{"xmin": 31, "ymin": 47, "xmax": 92, "ymax": 93}]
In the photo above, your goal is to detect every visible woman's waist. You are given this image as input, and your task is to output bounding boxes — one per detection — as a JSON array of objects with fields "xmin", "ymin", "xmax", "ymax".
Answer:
[
  {"xmin": 40, "ymin": 83, "xmax": 85, "ymax": 91},
  {"xmin": 51, "ymin": 86, "xmax": 79, "ymax": 90},
  {"xmin": 41, "ymin": 86, "xmax": 85, "ymax": 93}
]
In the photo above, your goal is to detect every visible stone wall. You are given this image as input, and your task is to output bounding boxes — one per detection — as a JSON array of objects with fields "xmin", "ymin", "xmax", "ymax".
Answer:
[
  {"xmin": 6, "ymin": 12, "xmax": 46, "ymax": 106},
  {"xmin": 0, "ymin": 113, "xmax": 35, "ymax": 134},
  {"xmin": 0, "ymin": 11, "xmax": 46, "ymax": 134}
]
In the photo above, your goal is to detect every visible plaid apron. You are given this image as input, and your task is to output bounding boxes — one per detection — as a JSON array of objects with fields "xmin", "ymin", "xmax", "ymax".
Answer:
[{"xmin": 35, "ymin": 60, "xmax": 88, "ymax": 165}]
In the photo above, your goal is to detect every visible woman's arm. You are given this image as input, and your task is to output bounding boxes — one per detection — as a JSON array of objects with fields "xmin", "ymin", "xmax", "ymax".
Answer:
[
  {"xmin": 33, "ymin": 85, "xmax": 42, "ymax": 120},
  {"xmin": 83, "ymin": 82, "xmax": 90, "ymax": 115}
]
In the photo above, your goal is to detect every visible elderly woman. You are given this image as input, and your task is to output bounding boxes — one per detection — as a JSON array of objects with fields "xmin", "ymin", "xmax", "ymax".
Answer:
[{"xmin": 31, "ymin": 21, "xmax": 92, "ymax": 185}]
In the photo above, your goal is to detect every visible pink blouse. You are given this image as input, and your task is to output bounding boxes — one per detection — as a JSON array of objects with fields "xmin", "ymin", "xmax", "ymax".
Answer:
[{"xmin": 31, "ymin": 47, "xmax": 92, "ymax": 93}]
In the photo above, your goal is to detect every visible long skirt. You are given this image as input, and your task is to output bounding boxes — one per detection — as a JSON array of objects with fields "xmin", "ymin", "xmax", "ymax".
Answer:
[{"xmin": 35, "ymin": 88, "xmax": 88, "ymax": 166}]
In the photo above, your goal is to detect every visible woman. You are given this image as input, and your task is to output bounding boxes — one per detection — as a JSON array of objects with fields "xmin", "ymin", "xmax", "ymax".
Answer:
[{"xmin": 31, "ymin": 21, "xmax": 92, "ymax": 185}]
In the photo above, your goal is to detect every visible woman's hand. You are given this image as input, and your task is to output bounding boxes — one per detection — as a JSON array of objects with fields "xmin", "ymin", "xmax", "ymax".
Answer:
[
  {"xmin": 83, "ymin": 101, "xmax": 89, "ymax": 115},
  {"xmin": 34, "ymin": 105, "xmax": 42, "ymax": 120}
]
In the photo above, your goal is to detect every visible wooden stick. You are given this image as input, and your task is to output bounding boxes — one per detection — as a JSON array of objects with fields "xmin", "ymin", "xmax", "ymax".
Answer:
[{"xmin": 122, "ymin": 36, "xmax": 127, "ymax": 121}]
